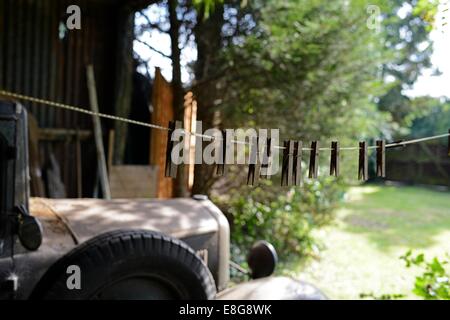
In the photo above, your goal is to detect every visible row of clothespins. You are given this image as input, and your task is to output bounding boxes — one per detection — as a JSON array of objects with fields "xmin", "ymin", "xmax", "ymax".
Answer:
[
  {"xmin": 0, "ymin": 90, "xmax": 447, "ymax": 187},
  {"xmin": 163, "ymin": 121, "xmax": 409, "ymax": 186}
]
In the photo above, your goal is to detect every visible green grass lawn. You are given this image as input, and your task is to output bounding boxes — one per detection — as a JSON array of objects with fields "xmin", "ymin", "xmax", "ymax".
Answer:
[{"xmin": 293, "ymin": 185, "xmax": 450, "ymax": 299}]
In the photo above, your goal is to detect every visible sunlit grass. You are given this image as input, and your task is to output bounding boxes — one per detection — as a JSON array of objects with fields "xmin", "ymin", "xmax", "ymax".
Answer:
[{"xmin": 292, "ymin": 185, "xmax": 450, "ymax": 299}]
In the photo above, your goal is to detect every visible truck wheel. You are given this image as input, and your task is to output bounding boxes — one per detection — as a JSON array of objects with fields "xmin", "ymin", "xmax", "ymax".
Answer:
[{"xmin": 30, "ymin": 230, "xmax": 216, "ymax": 300}]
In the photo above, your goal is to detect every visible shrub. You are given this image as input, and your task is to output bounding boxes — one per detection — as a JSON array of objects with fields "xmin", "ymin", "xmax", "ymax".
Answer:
[
  {"xmin": 400, "ymin": 251, "xmax": 450, "ymax": 300},
  {"xmin": 217, "ymin": 176, "xmax": 345, "ymax": 271},
  {"xmin": 360, "ymin": 251, "xmax": 450, "ymax": 300}
]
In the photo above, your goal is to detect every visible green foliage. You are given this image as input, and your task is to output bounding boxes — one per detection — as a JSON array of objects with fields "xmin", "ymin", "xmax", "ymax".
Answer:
[
  {"xmin": 218, "ymin": 0, "xmax": 390, "ymax": 150},
  {"xmin": 183, "ymin": 1, "xmax": 441, "ymax": 282},
  {"xmin": 193, "ymin": 0, "xmax": 224, "ymax": 18},
  {"xmin": 409, "ymin": 99, "xmax": 450, "ymax": 138},
  {"xmin": 400, "ymin": 251, "xmax": 450, "ymax": 300},
  {"xmin": 386, "ymin": 96, "xmax": 450, "ymax": 144},
  {"xmin": 219, "ymin": 176, "xmax": 345, "ymax": 267},
  {"xmin": 365, "ymin": 251, "xmax": 450, "ymax": 300},
  {"xmin": 413, "ymin": 0, "xmax": 439, "ymax": 30},
  {"xmin": 377, "ymin": 0, "xmax": 438, "ymax": 132}
]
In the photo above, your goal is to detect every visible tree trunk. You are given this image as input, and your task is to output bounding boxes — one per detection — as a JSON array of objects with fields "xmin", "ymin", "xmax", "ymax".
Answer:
[
  {"xmin": 191, "ymin": 5, "xmax": 225, "ymax": 196},
  {"xmin": 168, "ymin": 0, "xmax": 188, "ymax": 197},
  {"xmin": 113, "ymin": 8, "xmax": 134, "ymax": 164}
]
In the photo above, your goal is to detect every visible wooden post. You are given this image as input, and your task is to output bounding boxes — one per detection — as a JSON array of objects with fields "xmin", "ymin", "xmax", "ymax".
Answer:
[{"xmin": 86, "ymin": 65, "xmax": 111, "ymax": 199}]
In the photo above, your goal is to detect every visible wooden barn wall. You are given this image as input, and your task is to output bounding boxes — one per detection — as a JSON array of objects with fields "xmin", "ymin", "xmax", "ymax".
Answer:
[
  {"xmin": 386, "ymin": 143, "xmax": 450, "ymax": 187},
  {"xmin": 0, "ymin": 0, "xmax": 122, "ymax": 197}
]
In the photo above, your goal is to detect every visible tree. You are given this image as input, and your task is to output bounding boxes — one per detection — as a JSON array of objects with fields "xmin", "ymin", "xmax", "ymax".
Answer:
[
  {"xmin": 134, "ymin": 0, "xmax": 439, "ymax": 195},
  {"xmin": 187, "ymin": 0, "xmax": 390, "ymax": 192},
  {"xmin": 135, "ymin": 0, "xmax": 201, "ymax": 196},
  {"xmin": 190, "ymin": 2, "xmax": 226, "ymax": 194},
  {"xmin": 377, "ymin": 0, "xmax": 438, "ymax": 131}
]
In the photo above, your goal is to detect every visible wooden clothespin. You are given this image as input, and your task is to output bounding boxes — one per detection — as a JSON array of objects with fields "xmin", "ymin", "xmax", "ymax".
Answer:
[
  {"xmin": 247, "ymin": 136, "xmax": 261, "ymax": 185},
  {"xmin": 447, "ymin": 129, "xmax": 450, "ymax": 157},
  {"xmin": 293, "ymin": 141, "xmax": 303, "ymax": 186},
  {"xmin": 330, "ymin": 141, "xmax": 339, "ymax": 177},
  {"xmin": 376, "ymin": 140, "xmax": 386, "ymax": 177},
  {"xmin": 165, "ymin": 120, "xmax": 182, "ymax": 178},
  {"xmin": 358, "ymin": 141, "xmax": 368, "ymax": 181},
  {"xmin": 308, "ymin": 141, "xmax": 319, "ymax": 179},
  {"xmin": 216, "ymin": 130, "xmax": 227, "ymax": 176},
  {"xmin": 260, "ymin": 138, "xmax": 271, "ymax": 179},
  {"xmin": 281, "ymin": 140, "xmax": 294, "ymax": 186}
]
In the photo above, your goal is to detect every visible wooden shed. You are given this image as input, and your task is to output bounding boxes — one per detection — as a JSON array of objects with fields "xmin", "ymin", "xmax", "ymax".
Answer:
[{"xmin": 0, "ymin": 0, "xmax": 179, "ymax": 198}]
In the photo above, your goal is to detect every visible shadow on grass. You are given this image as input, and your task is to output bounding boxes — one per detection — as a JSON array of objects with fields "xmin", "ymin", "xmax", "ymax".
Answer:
[{"xmin": 341, "ymin": 184, "xmax": 450, "ymax": 251}]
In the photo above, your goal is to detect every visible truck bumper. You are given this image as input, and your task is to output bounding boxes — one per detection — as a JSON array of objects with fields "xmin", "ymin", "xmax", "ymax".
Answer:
[{"xmin": 216, "ymin": 276, "xmax": 327, "ymax": 300}]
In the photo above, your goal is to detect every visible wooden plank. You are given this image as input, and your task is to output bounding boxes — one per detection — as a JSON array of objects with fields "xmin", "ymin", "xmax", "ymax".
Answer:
[
  {"xmin": 15, "ymin": 0, "xmax": 24, "ymax": 93},
  {"xmin": 40, "ymin": 0, "xmax": 50, "ymax": 125},
  {"xmin": 32, "ymin": 0, "xmax": 42, "ymax": 119},
  {"xmin": 65, "ymin": 7, "xmax": 74, "ymax": 127},
  {"xmin": 109, "ymin": 165, "xmax": 158, "ymax": 199},
  {"xmin": 23, "ymin": 0, "xmax": 33, "ymax": 103},
  {"xmin": 55, "ymin": 0, "xmax": 65, "ymax": 128},
  {"xmin": 151, "ymin": 68, "xmax": 174, "ymax": 198},
  {"xmin": 76, "ymin": 128, "xmax": 83, "ymax": 198},
  {"xmin": 0, "ymin": 0, "xmax": 4, "ymax": 86},
  {"xmin": 108, "ymin": 129, "xmax": 115, "ymax": 170},
  {"xmin": 48, "ymin": 0, "xmax": 58, "ymax": 126},
  {"xmin": 38, "ymin": 128, "xmax": 92, "ymax": 141},
  {"xmin": 86, "ymin": 64, "xmax": 111, "ymax": 199},
  {"xmin": 6, "ymin": 0, "xmax": 15, "ymax": 91}
]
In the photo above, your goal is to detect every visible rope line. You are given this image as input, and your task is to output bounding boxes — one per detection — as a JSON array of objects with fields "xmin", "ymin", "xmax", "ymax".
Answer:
[
  {"xmin": 1, "ymin": 89, "xmax": 449, "ymax": 151},
  {"xmin": 0, "ymin": 90, "xmax": 170, "ymax": 131}
]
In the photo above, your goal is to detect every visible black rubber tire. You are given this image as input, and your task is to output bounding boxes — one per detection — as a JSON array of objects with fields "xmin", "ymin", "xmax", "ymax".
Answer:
[{"xmin": 30, "ymin": 229, "xmax": 217, "ymax": 300}]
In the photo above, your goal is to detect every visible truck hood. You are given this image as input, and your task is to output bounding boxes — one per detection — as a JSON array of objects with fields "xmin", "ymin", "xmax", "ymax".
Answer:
[{"xmin": 31, "ymin": 197, "xmax": 223, "ymax": 244}]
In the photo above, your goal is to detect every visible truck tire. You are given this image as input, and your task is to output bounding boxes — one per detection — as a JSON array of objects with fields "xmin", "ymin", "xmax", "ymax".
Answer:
[{"xmin": 30, "ymin": 229, "xmax": 216, "ymax": 300}]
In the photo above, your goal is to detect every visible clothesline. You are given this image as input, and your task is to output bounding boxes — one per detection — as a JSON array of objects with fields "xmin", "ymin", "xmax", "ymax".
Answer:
[{"xmin": 1, "ymin": 89, "xmax": 449, "ymax": 151}]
